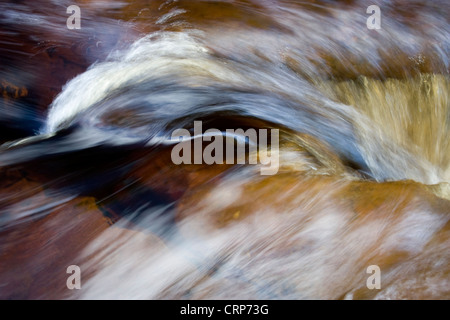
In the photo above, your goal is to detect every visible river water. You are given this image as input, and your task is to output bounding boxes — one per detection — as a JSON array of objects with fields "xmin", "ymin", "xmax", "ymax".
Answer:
[{"xmin": 0, "ymin": 0, "xmax": 449, "ymax": 299}]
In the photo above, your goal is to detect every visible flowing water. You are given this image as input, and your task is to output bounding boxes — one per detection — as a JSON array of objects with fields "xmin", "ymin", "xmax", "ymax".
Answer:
[{"xmin": 0, "ymin": 0, "xmax": 449, "ymax": 299}]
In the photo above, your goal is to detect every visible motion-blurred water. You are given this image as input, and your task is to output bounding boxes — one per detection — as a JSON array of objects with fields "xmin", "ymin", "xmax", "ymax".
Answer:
[{"xmin": 0, "ymin": 0, "xmax": 449, "ymax": 299}]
